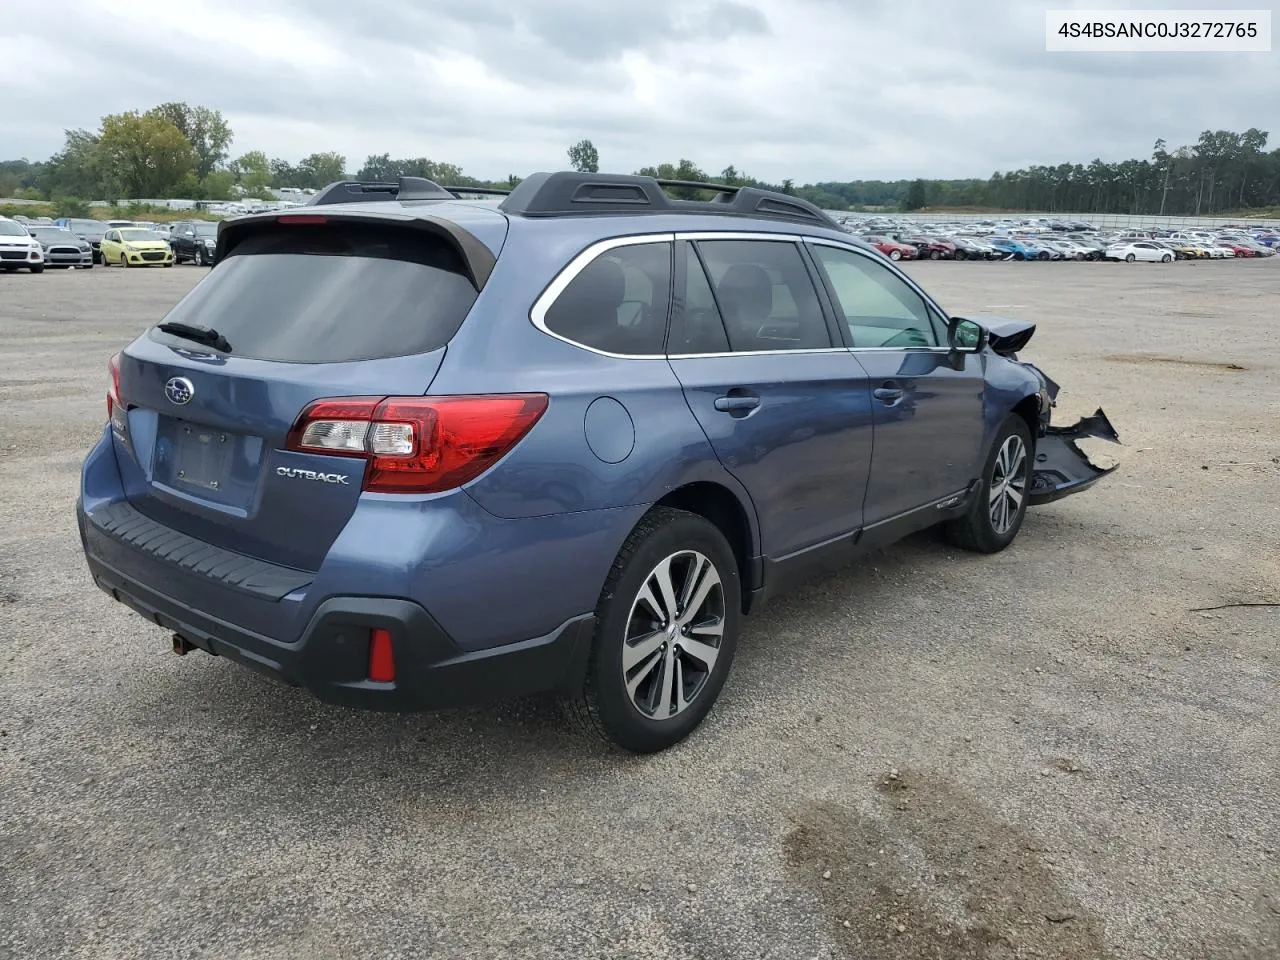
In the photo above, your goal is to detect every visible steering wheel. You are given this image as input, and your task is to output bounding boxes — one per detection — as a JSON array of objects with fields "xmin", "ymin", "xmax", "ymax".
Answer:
[{"xmin": 879, "ymin": 327, "xmax": 932, "ymax": 348}]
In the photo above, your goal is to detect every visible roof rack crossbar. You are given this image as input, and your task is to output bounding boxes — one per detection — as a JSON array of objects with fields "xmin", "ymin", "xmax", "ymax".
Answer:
[
  {"xmin": 308, "ymin": 176, "xmax": 454, "ymax": 205},
  {"xmin": 441, "ymin": 185, "xmax": 513, "ymax": 197},
  {"xmin": 498, "ymin": 172, "xmax": 839, "ymax": 230}
]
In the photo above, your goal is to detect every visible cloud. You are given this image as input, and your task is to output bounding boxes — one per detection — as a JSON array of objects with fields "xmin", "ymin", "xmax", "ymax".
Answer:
[{"xmin": 0, "ymin": 0, "xmax": 1274, "ymax": 182}]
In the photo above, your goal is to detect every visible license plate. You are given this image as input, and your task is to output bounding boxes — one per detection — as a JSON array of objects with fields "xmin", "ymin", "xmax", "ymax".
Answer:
[{"xmin": 172, "ymin": 424, "xmax": 233, "ymax": 490}]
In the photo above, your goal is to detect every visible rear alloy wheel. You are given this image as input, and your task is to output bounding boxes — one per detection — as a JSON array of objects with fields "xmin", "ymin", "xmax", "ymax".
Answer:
[
  {"xmin": 565, "ymin": 506, "xmax": 740, "ymax": 753},
  {"xmin": 1125, "ymin": 253, "xmax": 1136, "ymax": 262},
  {"xmin": 889, "ymin": 249, "xmax": 902, "ymax": 261},
  {"xmin": 945, "ymin": 415, "xmax": 1032, "ymax": 554}
]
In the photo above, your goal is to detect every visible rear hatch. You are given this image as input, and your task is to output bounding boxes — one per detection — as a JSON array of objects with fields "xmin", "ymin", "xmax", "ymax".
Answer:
[{"xmin": 111, "ymin": 219, "xmax": 485, "ymax": 571}]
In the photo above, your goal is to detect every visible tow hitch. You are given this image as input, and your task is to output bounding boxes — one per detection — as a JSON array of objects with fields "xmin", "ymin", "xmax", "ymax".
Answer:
[{"xmin": 1028, "ymin": 408, "xmax": 1122, "ymax": 506}]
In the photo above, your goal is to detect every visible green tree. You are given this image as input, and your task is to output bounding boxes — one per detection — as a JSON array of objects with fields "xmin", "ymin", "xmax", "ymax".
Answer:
[
  {"xmin": 298, "ymin": 151, "xmax": 347, "ymax": 188},
  {"xmin": 39, "ymin": 129, "xmax": 107, "ymax": 199},
  {"xmin": 97, "ymin": 111, "xmax": 198, "ymax": 197},
  {"xmin": 567, "ymin": 139, "xmax": 600, "ymax": 173},
  {"xmin": 231, "ymin": 150, "xmax": 273, "ymax": 197},
  {"xmin": 902, "ymin": 179, "xmax": 928, "ymax": 211},
  {"xmin": 146, "ymin": 103, "xmax": 232, "ymax": 179},
  {"xmin": 781, "ymin": 178, "xmax": 795, "ymax": 195},
  {"xmin": 636, "ymin": 159, "xmax": 709, "ymax": 198}
]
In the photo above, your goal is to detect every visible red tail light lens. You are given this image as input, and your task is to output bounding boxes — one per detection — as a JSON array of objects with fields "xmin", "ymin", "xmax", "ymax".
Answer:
[
  {"xmin": 287, "ymin": 394, "xmax": 548, "ymax": 494},
  {"xmin": 107, "ymin": 352, "xmax": 122, "ymax": 418}
]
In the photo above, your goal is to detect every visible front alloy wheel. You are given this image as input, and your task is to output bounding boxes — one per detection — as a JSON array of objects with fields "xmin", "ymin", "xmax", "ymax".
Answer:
[
  {"xmin": 988, "ymin": 434, "xmax": 1027, "ymax": 537},
  {"xmin": 944, "ymin": 415, "xmax": 1032, "ymax": 553}
]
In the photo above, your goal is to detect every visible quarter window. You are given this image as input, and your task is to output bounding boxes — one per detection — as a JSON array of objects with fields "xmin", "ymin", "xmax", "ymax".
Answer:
[
  {"xmin": 810, "ymin": 244, "xmax": 938, "ymax": 348},
  {"xmin": 694, "ymin": 239, "xmax": 830, "ymax": 351},
  {"xmin": 543, "ymin": 241, "xmax": 672, "ymax": 355}
]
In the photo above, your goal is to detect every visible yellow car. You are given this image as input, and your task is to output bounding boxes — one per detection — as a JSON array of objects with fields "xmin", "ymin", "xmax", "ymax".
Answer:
[{"xmin": 100, "ymin": 227, "xmax": 174, "ymax": 268}]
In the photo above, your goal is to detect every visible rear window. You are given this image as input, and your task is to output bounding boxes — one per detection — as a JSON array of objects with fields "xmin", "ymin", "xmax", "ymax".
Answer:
[{"xmin": 154, "ymin": 223, "xmax": 478, "ymax": 363}]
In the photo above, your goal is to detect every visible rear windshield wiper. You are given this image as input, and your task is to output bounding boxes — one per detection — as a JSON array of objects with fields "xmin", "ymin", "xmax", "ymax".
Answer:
[{"xmin": 157, "ymin": 321, "xmax": 232, "ymax": 354}]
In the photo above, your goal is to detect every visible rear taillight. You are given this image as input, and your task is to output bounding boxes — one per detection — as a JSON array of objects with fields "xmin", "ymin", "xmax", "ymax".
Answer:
[
  {"xmin": 287, "ymin": 394, "xmax": 549, "ymax": 494},
  {"xmin": 107, "ymin": 352, "xmax": 122, "ymax": 418}
]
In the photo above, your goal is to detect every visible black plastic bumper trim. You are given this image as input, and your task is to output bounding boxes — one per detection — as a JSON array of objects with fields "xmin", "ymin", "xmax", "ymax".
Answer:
[{"xmin": 86, "ymin": 500, "xmax": 313, "ymax": 601}]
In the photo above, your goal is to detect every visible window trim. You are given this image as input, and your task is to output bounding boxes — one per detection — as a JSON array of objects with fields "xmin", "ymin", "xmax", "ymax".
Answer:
[{"xmin": 529, "ymin": 230, "xmax": 948, "ymax": 360}]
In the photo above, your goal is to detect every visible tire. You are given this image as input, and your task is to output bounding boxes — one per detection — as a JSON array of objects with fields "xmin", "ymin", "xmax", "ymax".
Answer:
[
  {"xmin": 29, "ymin": 265, "xmax": 44, "ymax": 274},
  {"xmin": 955, "ymin": 249, "xmax": 968, "ymax": 261},
  {"xmin": 563, "ymin": 506, "xmax": 741, "ymax": 753},
  {"xmin": 1037, "ymin": 251, "xmax": 1050, "ymax": 261},
  {"xmin": 929, "ymin": 250, "xmax": 941, "ymax": 260},
  {"xmin": 194, "ymin": 247, "xmax": 205, "ymax": 267},
  {"xmin": 1013, "ymin": 253, "xmax": 1025, "ymax": 261},
  {"xmin": 944, "ymin": 415, "xmax": 1032, "ymax": 554},
  {"xmin": 1161, "ymin": 253, "xmax": 1172, "ymax": 263},
  {"xmin": 889, "ymin": 249, "xmax": 901, "ymax": 261},
  {"xmin": 120, "ymin": 252, "xmax": 129, "ymax": 268},
  {"xmin": 163, "ymin": 261, "xmax": 173, "ymax": 268},
  {"xmin": 1125, "ymin": 253, "xmax": 1136, "ymax": 262}
]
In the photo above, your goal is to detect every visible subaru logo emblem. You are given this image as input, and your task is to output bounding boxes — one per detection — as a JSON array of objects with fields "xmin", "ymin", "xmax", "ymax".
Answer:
[{"xmin": 165, "ymin": 377, "xmax": 195, "ymax": 405}]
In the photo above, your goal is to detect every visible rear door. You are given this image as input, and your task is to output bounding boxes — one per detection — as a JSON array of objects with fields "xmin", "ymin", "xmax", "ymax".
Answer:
[
  {"xmin": 806, "ymin": 239, "xmax": 985, "ymax": 526},
  {"xmin": 111, "ymin": 219, "xmax": 488, "ymax": 571},
  {"xmin": 667, "ymin": 236, "xmax": 874, "ymax": 558}
]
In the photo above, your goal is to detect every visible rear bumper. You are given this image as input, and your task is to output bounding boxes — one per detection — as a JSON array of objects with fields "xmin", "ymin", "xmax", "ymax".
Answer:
[{"xmin": 81, "ymin": 528, "xmax": 595, "ymax": 711}]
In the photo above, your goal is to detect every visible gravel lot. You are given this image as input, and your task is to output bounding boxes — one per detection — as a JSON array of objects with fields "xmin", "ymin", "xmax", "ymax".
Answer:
[{"xmin": 1, "ymin": 260, "xmax": 1277, "ymax": 960}]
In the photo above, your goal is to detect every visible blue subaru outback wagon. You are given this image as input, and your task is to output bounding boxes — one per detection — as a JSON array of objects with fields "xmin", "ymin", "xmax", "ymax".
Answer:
[{"xmin": 77, "ymin": 172, "xmax": 1119, "ymax": 752}]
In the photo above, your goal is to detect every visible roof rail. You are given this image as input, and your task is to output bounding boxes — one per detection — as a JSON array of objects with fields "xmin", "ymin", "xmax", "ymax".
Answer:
[
  {"xmin": 309, "ymin": 176, "xmax": 454, "ymax": 205},
  {"xmin": 498, "ymin": 172, "xmax": 838, "ymax": 229}
]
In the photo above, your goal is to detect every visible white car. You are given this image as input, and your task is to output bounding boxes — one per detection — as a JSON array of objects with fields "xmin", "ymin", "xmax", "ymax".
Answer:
[
  {"xmin": 1106, "ymin": 241, "xmax": 1174, "ymax": 263},
  {"xmin": 0, "ymin": 216, "xmax": 45, "ymax": 273},
  {"xmin": 1202, "ymin": 244, "xmax": 1232, "ymax": 259}
]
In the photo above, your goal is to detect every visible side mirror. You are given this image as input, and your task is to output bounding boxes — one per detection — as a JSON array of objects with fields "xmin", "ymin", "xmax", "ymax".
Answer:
[{"xmin": 949, "ymin": 317, "xmax": 986, "ymax": 352}]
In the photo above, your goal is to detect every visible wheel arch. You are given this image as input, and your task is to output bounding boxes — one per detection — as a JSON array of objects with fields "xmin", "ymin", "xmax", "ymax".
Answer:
[{"xmin": 653, "ymin": 481, "xmax": 759, "ymax": 612}]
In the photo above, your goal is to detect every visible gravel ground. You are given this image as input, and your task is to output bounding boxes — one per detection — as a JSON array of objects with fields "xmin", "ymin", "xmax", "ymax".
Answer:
[{"xmin": 1, "ymin": 259, "xmax": 1277, "ymax": 960}]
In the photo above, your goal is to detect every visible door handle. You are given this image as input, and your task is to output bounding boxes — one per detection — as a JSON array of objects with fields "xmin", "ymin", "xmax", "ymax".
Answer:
[
  {"xmin": 714, "ymin": 395, "xmax": 761, "ymax": 413},
  {"xmin": 873, "ymin": 382, "xmax": 904, "ymax": 404}
]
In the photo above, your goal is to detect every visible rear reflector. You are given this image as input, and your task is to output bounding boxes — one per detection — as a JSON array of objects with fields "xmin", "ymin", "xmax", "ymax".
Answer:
[
  {"xmin": 287, "ymin": 394, "xmax": 549, "ymax": 494},
  {"xmin": 368, "ymin": 628, "xmax": 395, "ymax": 683}
]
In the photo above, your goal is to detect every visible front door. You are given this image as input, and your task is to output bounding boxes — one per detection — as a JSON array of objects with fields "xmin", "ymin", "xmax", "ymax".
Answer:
[
  {"xmin": 667, "ymin": 237, "xmax": 874, "ymax": 559},
  {"xmin": 806, "ymin": 240, "xmax": 985, "ymax": 526}
]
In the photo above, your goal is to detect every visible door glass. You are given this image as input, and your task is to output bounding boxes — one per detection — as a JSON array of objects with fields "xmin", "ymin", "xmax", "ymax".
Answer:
[
  {"xmin": 695, "ymin": 240, "xmax": 830, "ymax": 352},
  {"xmin": 810, "ymin": 244, "xmax": 938, "ymax": 348},
  {"xmin": 669, "ymin": 244, "xmax": 730, "ymax": 355}
]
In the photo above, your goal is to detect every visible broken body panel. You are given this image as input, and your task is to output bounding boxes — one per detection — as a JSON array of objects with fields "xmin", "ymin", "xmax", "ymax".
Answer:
[{"xmin": 963, "ymin": 315, "xmax": 1122, "ymax": 507}]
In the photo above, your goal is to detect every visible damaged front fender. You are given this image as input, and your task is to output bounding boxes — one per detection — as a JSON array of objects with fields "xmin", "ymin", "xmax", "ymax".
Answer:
[{"xmin": 1028, "ymin": 408, "xmax": 1122, "ymax": 506}]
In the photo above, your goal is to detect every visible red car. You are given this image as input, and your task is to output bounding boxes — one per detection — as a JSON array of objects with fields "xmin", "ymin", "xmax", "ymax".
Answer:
[
  {"xmin": 1222, "ymin": 243, "xmax": 1256, "ymax": 257},
  {"xmin": 901, "ymin": 235, "xmax": 957, "ymax": 260},
  {"xmin": 860, "ymin": 235, "xmax": 919, "ymax": 261}
]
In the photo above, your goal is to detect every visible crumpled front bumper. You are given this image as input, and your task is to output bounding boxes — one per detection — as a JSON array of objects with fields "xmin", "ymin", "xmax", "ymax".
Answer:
[
  {"xmin": 1029, "ymin": 408, "xmax": 1121, "ymax": 505},
  {"xmin": 1019, "ymin": 362, "xmax": 1122, "ymax": 506}
]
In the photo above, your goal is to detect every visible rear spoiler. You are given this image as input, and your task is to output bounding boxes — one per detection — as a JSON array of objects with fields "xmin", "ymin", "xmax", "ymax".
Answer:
[{"xmin": 214, "ymin": 208, "xmax": 498, "ymax": 289}]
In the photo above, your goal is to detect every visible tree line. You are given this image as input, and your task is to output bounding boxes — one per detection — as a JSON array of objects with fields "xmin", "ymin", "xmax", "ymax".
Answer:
[{"xmin": 3, "ymin": 111, "xmax": 1278, "ymax": 218}]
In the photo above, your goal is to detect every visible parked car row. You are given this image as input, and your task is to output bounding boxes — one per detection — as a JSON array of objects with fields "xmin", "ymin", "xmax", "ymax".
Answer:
[
  {"xmin": 839, "ymin": 214, "xmax": 1278, "ymax": 264},
  {"xmin": 0, "ymin": 215, "xmax": 219, "ymax": 271}
]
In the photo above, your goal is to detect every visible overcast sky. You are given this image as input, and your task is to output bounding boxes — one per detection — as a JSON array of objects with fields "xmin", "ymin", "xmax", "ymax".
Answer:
[{"xmin": 2, "ymin": 0, "xmax": 1276, "ymax": 182}]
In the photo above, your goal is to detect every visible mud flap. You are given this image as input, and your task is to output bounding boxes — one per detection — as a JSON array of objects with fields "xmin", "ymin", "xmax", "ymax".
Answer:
[{"xmin": 1028, "ymin": 408, "xmax": 1121, "ymax": 506}]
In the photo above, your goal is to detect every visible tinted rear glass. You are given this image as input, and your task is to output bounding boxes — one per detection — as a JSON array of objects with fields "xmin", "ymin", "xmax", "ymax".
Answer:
[{"xmin": 155, "ymin": 223, "xmax": 478, "ymax": 363}]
